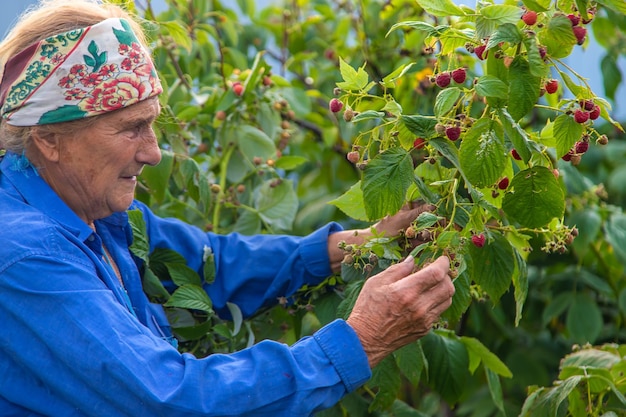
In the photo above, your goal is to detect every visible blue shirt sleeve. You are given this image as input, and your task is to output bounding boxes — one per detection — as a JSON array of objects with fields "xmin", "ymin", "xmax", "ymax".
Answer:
[
  {"xmin": 135, "ymin": 201, "xmax": 343, "ymax": 318},
  {"xmin": 0, "ymin": 253, "xmax": 371, "ymax": 416}
]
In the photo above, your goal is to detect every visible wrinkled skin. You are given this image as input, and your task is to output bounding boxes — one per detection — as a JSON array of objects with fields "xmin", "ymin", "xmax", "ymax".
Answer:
[
  {"xmin": 347, "ymin": 255, "xmax": 454, "ymax": 367},
  {"xmin": 327, "ymin": 202, "xmax": 455, "ymax": 368}
]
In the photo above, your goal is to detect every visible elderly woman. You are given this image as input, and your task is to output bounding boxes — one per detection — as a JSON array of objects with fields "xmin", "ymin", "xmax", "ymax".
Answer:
[{"xmin": 0, "ymin": 0, "xmax": 454, "ymax": 416}]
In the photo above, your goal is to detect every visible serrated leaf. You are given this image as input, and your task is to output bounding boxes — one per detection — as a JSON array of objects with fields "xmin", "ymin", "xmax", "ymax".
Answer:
[
  {"xmin": 166, "ymin": 262, "xmax": 202, "ymax": 287},
  {"xmin": 461, "ymin": 336, "xmax": 513, "ymax": 377},
  {"xmin": 434, "ymin": 87, "xmax": 461, "ymax": 118},
  {"xmin": 486, "ymin": 23, "xmax": 523, "ymax": 49},
  {"xmin": 522, "ymin": 0, "xmax": 551, "ymax": 11},
  {"xmin": 475, "ymin": 75, "xmax": 509, "ymax": 100},
  {"xmin": 537, "ymin": 14, "xmax": 576, "ymax": 58},
  {"xmin": 459, "ymin": 117, "xmax": 507, "ymax": 188},
  {"xmin": 160, "ymin": 20, "xmax": 192, "ymax": 52},
  {"xmin": 416, "ymin": 0, "xmax": 465, "ymax": 17},
  {"xmin": 328, "ymin": 181, "xmax": 368, "ymax": 221},
  {"xmin": 553, "ymin": 114, "xmax": 583, "ymax": 158},
  {"xmin": 486, "ymin": 368, "xmax": 506, "ymax": 413},
  {"xmin": 476, "ymin": 5, "xmax": 522, "ymax": 39},
  {"xmin": 164, "ymin": 284, "xmax": 213, "ymax": 313},
  {"xmin": 415, "ymin": 212, "xmax": 442, "ymax": 229},
  {"xmin": 559, "ymin": 71, "xmax": 589, "ymax": 98},
  {"xmin": 401, "ymin": 115, "xmax": 438, "ymax": 138},
  {"xmin": 469, "ymin": 232, "xmax": 515, "ymax": 302},
  {"xmin": 387, "ymin": 21, "xmax": 438, "ymax": 37},
  {"xmin": 421, "ymin": 331, "xmax": 470, "ymax": 405},
  {"xmin": 508, "ymin": 56, "xmax": 541, "ymax": 122},
  {"xmin": 362, "ymin": 148, "xmax": 414, "ymax": 220},
  {"xmin": 524, "ymin": 37, "xmax": 548, "ymax": 78},
  {"xmin": 127, "ymin": 209, "xmax": 149, "ymax": 263},
  {"xmin": 337, "ymin": 57, "xmax": 370, "ymax": 91},
  {"xmin": 502, "ymin": 166, "xmax": 565, "ymax": 228},
  {"xmin": 512, "ymin": 247, "xmax": 528, "ymax": 326},
  {"xmin": 202, "ymin": 246, "xmax": 215, "ymax": 284}
]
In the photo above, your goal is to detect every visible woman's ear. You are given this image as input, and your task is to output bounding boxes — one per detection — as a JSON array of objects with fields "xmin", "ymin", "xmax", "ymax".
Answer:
[{"xmin": 30, "ymin": 127, "xmax": 60, "ymax": 162}]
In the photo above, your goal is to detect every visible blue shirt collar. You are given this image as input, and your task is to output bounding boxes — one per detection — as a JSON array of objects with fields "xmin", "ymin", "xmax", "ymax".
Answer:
[{"xmin": 1, "ymin": 151, "xmax": 94, "ymax": 242}]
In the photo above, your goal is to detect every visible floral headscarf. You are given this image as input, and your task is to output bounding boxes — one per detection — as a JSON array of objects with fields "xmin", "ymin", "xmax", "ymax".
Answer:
[{"xmin": 0, "ymin": 17, "xmax": 162, "ymax": 126}]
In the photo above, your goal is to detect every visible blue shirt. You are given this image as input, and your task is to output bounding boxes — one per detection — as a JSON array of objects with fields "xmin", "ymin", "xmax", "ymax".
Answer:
[{"xmin": 0, "ymin": 152, "xmax": 371, "ymax": 416}]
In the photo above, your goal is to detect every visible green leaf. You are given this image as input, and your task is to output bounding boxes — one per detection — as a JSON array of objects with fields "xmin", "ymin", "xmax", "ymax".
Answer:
[
  {"xmin": 606, "ymin": 212, "xmax": 626, "ymax": 266},
  {"xmin": 434, "ymin": 87, "xmax": 461, "ymax": 118},
  {"xmin": 202, "ymin": 246, "xmax": 215, "ymax": 284},
  {"xmin": 127, "ymin": 209, "xmax": 149, "ymax": 263},
  {"xmin": 553, "ymin": 114, "xmax": 583, "ymax": 158},
  {"xmin": 415, "ymin": 0, "xmax": 465, "ymax": 17},
  {"xmin": 226, "ymin": 302, "xmax": 243, "ymax": 336},
  {"xmin": 486, "ymin": 23, "xmax": 523, "ymax": 49},
  {"xmin": 512, "ymin": 247, "xmax": 528, "ymax": 326},
  {"xmin": 352, "ymin": 110, "xmax": 386, "ymax": 123},
  {"xmin": 459, "ymin": 117, "xmax": 507, "ymax": 188},
  {"xmin": 164, "ymin": 284, "xmax": 213, "ymax": 313},
  {"xmin": 328, "ymin": 181, "xmax": 368, "ymax": 221},
  {"xmin": 568, "ymin": 209, "xmax": 602, "ymax": 256},
  {"xmin": 496, "ymin": 108, "xmax": 534, "ymax": 163},
  {"xmin": 141, "ymin": 150, "xmax": 174, "ymax": 203},
  {"xmin": 274, "ymin": 155, "xmax": 308, "ymax": 170},
  {"xmin": 597, "ymin": 0, "xmax": 626, "ymax": 12},
  {"xmin": 601, "ymin": 54, "xmax": 623, "ymax": 101},
  {"xmin": 337, "ymin": 57, "xmax": 370, "ymax": 91},
  {"xmin": 401, "ymin": 115, "xmax": 438, "ymax": 138},
  {"xmin": 362, "ymin": 148, "xmax": 414, "ymax": 220},
  {"xmin": 421, "ymin": 331, "xmax": 470, "ymax": 405},
  {"xmin": 381, "ymin": 63, "xmax": 415, "ymax": 88},
  {"xmin": 394, "ymin": 342, "xmax": 425, "ymax": 387},
  {"xmin": 386, "ymin": 21, "xmax": 441, "ymax": 38},
  {"xmin": 508, "ymin": 56, "xmax": 541, "ymax": 122},
  {"xmin": 461, "ymin": 336, "xmax": 513, "ymax": 377},
  {"xmin": 522, "ymin": 0, "xmax": 551, "ymax": 12},
  {"xmin": 562, "ymin": 348, "xmax": 622, "ymax": 369},
  {"xmin": 159, "ymin": 20, "xmax": 192, "ymax": 52},
  {"xmin": 469, "ymin": 232, "xmax": 515, "ymax": 302},
  {"xmin": 476, "ymin": 5, "xmax": 522, "ymax": 40},
  {"xmin": 524, "ymin": 37, "xmax": 548, "ymax": 78},
  {"xmin": 537, "ymin": 14, "xmax": 576, "ymax": 59},
  {"xmin": 415, "ymin": 212, "xmax": 442, "ymax": 229},
  {"xmin": 369, "ymin": 356, "xmax": 402, "ymax": 411},
  {"xmin": 502, "ymin": 166, "xmax": 565, "ymax": 228},
  {"xmin": 166, "ymin": 262, "xmax": 201, "ymax": 287},
  {"xmin": 255, "ymin": 179, "xmax": 298, "ymax": 232},
  {"xmin": 236, "ymin": 125, "xmax": 276, "ymax": 162},
  {"xmin": 566, "ymin": 293, "xmax": 603, "ymax": 344},
  {"xmin": 486, "ymin": 368, "xmax": 506, "ymax": 414},
  {"xmin": 475, "ymin": 75, "xmax": 509, "ymax": 100}
]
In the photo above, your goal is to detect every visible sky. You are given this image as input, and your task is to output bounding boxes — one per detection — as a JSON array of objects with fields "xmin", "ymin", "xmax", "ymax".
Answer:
[{"xmin": 1, "ymin": 0, "xmax": 623, "ymax": 119}]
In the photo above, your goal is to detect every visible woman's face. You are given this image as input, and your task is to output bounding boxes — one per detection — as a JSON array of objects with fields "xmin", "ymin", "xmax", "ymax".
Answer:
[{"xmin": 45, "ymin": 97, "xmax": 162, "ymax": 223}]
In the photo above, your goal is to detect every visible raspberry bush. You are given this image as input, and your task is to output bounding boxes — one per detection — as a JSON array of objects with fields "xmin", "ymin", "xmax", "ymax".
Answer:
[{"xmin": 108, "ymin": 0, "xmax": 626, "ymax": 415}]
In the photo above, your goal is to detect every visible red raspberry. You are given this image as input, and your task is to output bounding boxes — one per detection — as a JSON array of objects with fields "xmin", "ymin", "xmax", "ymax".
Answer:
[
  {"xmin": 445, "ymin": 126, "xmax": 461, "ymax": 141},
  {"xmin": 451, "ymin": 68, "xmax": 467, "ymax": 84},
  {"xmin": 575, "ymin": 140, "xmax": 589, "ymax": 154},
  {"xmin": 346, "ymin": 151, "xmax": 359, "ymax": 164},
  {"xmin": 589, "ymin": 105, "xmax": 600, "ymax": 120},
  {"xmin": 511, "ymin": 149, "xmax": 522, "ymax": 160},
  {"xmin": 580, "ymin": 99, "xmax": 594, "ymax": 111},
  {"xmin": 573, "ymin": 26, "xmax": 587, "ymax": 45},
  {"xmin": 567, "ymin": 14, "xmax": 580, "ymax": 26},
  {"xmin": 562, "ymin": 150, "xmax": 574, "ymax": 161},
  {"xmin": 233, "ymin": 82, "xmax": 244, "ymax": 96},
  {"xmin": 435, "ymin": 72, "xmax": 452, "ymax": 88},
  {"xmin": 521, "ymin": 11, "xmax": 538, "ymax": 26},
  {"xmin": 574, "ymin": 109, "xmax": 589, "ymax": 123},
  {"xmin": 545, "ymin": 79, "xmax": 559, "ymax": 94},
  {"xmin": 497, "ymin": 177, "xmax": 510, "ymax": 190},
  {"xmin": 471, "ymin": 233, "xmax": 486, "ymax": 248},
  {"xmin": 474, "ymin": 45, "xmax": 488, "ymax": 60},
  {"xmin": 413, "ymin": 138, "xmax": 426, "ymax": 149},
  {"xmin": 329, "ymin": 98, "xmax": 343, "ymax": 113}
]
